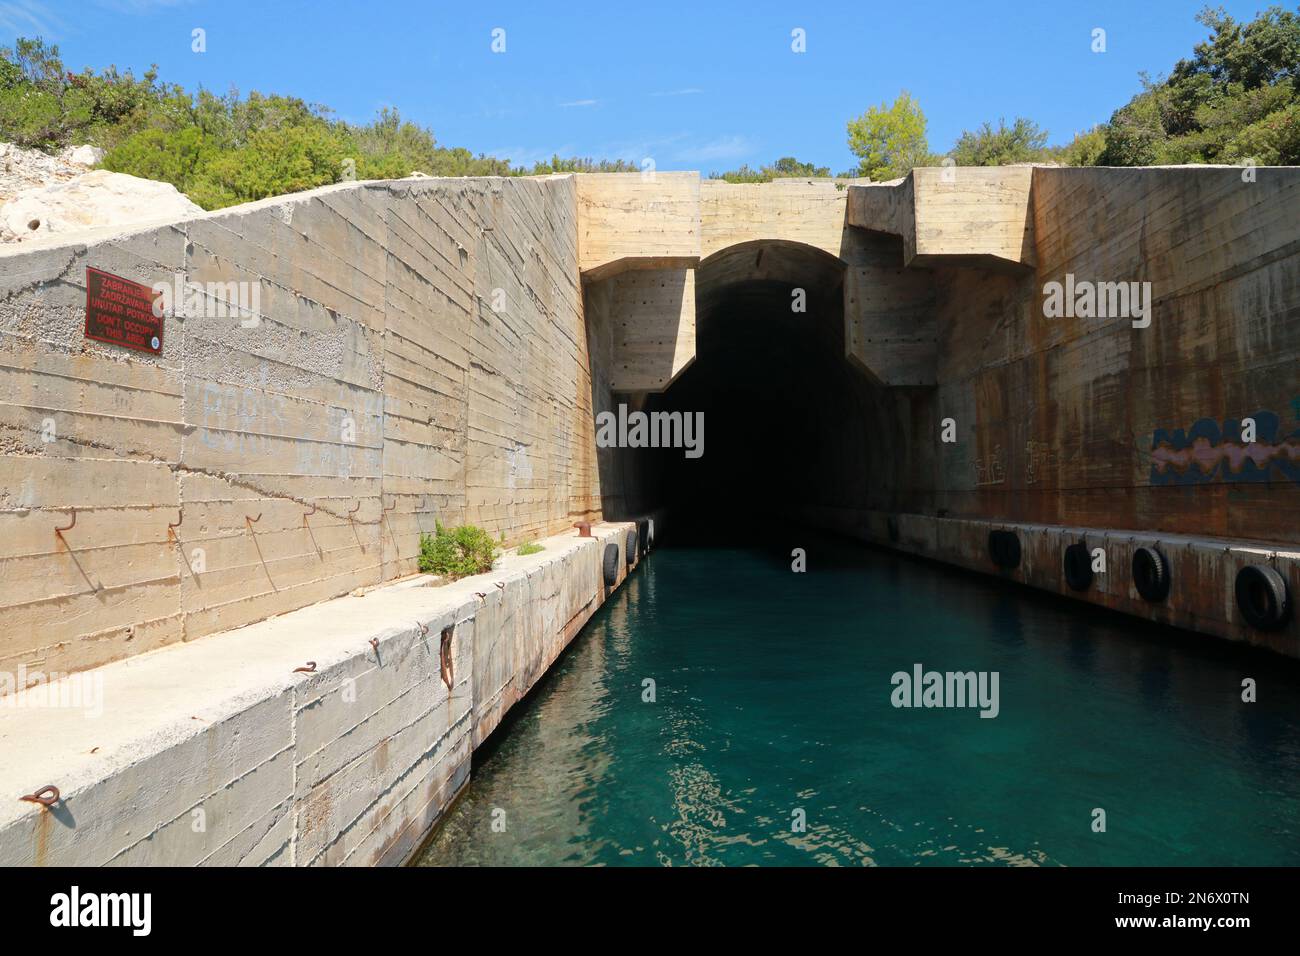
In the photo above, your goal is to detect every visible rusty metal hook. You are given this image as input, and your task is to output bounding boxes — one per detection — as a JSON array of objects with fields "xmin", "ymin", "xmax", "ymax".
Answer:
[
  {"xmin": 303, "ymin": 503, "xmax": 317, "ymax": 525},
  {"xmin": 293, "ymin": 661, "xmax": 317, "ymax": 674},
  {"xmin": 416, "ymin": 496, "xmax": 427, "ymax": 510},
  {"xmin": 245, "ymin": 513, "xmax": 262, "ymax": 532},
  {"xmin": 167, "ymin": 509, "xmax": 183, "ymax": 541},
  {"xmin": 474, "ymin": 591, "xmax": 487, "ymax": 602},
  {"xmin": 19, "ymin": 785, "xmax": 60, "ymax": 807},
  {"xmin": 495, "ymin": 581, "xmax": 505, "ymax": 590},
  {"xmin": 383, "ymin": 498, "xmax": 396, "ymax": 513},
  {"xmin": 369, "ymin": 637, "xmax": 380, "ymax": 654},
  {"xmin": 54, "ymin": 508, "xmax": 76, "ymax": 540},
  {"xmin": 348, "ymin": 501, "xmax": 361, "ymax": 518}
]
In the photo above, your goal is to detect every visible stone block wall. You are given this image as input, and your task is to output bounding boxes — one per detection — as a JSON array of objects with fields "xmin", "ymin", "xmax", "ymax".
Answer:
[{"xmin": 0, "ymin": 175, "xmax": 605, "ymax": 689}]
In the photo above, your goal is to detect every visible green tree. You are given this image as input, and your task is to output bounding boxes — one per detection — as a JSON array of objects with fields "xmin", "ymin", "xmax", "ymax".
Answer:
[
  {"xmin": 950, "ymin": 117, "xmax": 1049, "ymax": 166},
  {"xmin": 846, "ymin": 91, "xmax": 933, "ymax": 180},
  {"xmin": 1096, "ymin": 5, "xmax": 1300, "ymax": 166}
]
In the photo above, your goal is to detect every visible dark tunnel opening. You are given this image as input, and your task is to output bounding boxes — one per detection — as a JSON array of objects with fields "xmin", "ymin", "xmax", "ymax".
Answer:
[{"xmin": 626, "ymin": 241, "xmax": 905, "ymax": 545}]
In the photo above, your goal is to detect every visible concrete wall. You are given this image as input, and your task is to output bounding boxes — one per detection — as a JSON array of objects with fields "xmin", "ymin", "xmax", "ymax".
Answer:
[
  {"xmin": 929, "ymin": 166, "xmax": 1300, "ymax": 542},
  {"xmin": 2, "ymin": 164, "xmax": 1296, "ymax": 868},
  {"xmin": 815, "ymin": 165, "xmax": 1300, "ymax": 655},
  {"xmin": 0, "ymin": 175, "xmax": 605, "ymax": 689},
  {"xmin": 0, "ymin": 520, "xmax": 643, "ymax": 866}
]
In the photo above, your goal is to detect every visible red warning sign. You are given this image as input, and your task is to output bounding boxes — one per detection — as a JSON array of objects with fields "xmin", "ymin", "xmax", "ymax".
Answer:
[{"xmin": 84, "ymin": 267, "xmax": 164, "ymax": 355}]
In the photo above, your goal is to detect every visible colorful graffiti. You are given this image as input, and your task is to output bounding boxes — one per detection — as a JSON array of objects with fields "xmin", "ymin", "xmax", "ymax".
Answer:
[{"xmin": 1151, "ymin": 410, "xmax": 1300, "ymax": 484}]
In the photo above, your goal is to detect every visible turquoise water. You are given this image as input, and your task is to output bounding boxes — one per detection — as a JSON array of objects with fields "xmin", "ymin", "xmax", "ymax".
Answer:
[{"xmin": 414, "ymin": 537, "xmax": 1300, "ymax": 867}]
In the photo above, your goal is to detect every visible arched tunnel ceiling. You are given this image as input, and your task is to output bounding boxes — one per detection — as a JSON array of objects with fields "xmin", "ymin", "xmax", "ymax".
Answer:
[
  {"xmin": 645, "ymin": 237, "xmax": 908, "ymax": 527},
  {"xmin": 585, "ymin": 228, "xmax": 939, "ymax": 395},
  {"xmin": 695, "ymin": 240, "xmax": 848, "ymax": 358},
  {"xmin": 696, "ymin": 240, "xmax": 846, "ymax": 312}
]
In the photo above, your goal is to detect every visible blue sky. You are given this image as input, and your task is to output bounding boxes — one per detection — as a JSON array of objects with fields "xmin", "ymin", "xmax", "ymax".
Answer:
[{"xmin": 0, "ymin": 0, "xmax": 1277, "ymax": 172}]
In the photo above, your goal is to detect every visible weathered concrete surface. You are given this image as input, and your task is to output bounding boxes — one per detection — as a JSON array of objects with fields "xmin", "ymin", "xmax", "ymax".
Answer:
[
  {"xmin": 584, "ymin": 266, "xmax": 696, "ymax": 393},
  {"xmin": 700, "ymin": 178, "xmax": 853, "ymax": 260},
  {"xmin": 576, "ymin": 172, "xmax": 700, "ymax": 281},
  {"xmin": 0, "ymin": 520, "xmax": 641, "ymax": 866},
  {"xmin": 580, "ymin": 174, "xmax": 941, "ymax": 390},
  {"xmin": 849, "ymin": 166, "xmax": 1036, "ymax": 269},
  {"xmin": 925, "ymin": 166, "xmax": 1300, "ymax": 544},
  {"xmin": 0, "ymin": 175, "xmax": 604, "ymax": 685},
  {"xmin": 1, "ymin": 161, "xmax": 1295, "ymax": 711}
]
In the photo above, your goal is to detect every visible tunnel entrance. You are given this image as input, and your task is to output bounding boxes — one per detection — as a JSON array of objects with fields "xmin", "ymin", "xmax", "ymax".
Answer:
[{"xmin": 629, "ymin": 240, "xmax": 904, "ymax": 540}]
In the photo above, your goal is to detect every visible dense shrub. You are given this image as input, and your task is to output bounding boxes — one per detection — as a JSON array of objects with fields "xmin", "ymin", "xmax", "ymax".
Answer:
[
  {"xmin": 710, "ymin": 156, "xmax": 833, "ymax": 182},
  {"xmin": 0, "ymin": 37, "xmax": 638, "ymax": 210},
  {"xmin": 950, "ymin": 118, "xmax": 1048, "ymax": 167},
  {"xmin": 418, "ymin": 522, "xmax": 499, "ymax": 578},
  {"xmin": 4, "ymin": 4, "xmax": 1296, "ymax": 216},
  {"xmin": 1096, "ymin": 6, "xmax": 1300, "ymax": 166}
]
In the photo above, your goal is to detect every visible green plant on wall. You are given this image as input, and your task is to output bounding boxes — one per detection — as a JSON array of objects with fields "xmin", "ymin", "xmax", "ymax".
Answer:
[
  {"xmin": 418, "ymin": 522, "xmax": 499, "ymax": 578},
  {"xmin": 516, "ymin": 541, "xmax": 545, "ymax": 555}
]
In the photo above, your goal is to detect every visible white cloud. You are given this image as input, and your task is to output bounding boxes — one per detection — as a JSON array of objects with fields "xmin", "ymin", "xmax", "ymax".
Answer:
[
  {"xmin": 559, "ymin": 99, "xmax": 599, "ymax": 108},
  {"xmin": 92, "ymin": 0, "xmax": 192, "ymax": 12},
  {"xmin": 651, "ymin": 88, "xmax": 704, "ymax": 97},
  {"xmin": 0, "ymin": 0, "xmax": 62, "ymax": 37}
]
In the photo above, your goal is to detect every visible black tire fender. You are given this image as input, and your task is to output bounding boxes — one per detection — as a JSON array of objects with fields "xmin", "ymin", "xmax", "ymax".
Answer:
[
  {"xmin": 625, "ymin": 528, "xmax": 638, "ymax": 566},
  {"xmin": 1063, "ymin": 542, "xmax": 1094, "ymax": 592},
  {"xmin": 1132, "ymin": 546, "xmax": 1170, "ymax": 602},
  {"xmin": 988, "ymin": 529, "xmax": 1021, "ymax": 570},
  {"xmin": 1235, "ymin": 564, "xmax": 1291, "ymax": 631},
  {"xmin": 602, "ymin": 542, "xmax": 620, "ymax": 587}
]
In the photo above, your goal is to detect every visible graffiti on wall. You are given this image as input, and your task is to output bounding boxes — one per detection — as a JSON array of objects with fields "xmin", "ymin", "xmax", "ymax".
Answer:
[
  {"xmin": 1150, "ymin": 409, "xmax": 1300, "ymax": 484},
  {"xmin": 974, "ymin": 444, "xmax": 1006, "ymax": 486},
  {"xmin": 1025, "ymin": 440, "xmax": 1058, "ymax": 485}
]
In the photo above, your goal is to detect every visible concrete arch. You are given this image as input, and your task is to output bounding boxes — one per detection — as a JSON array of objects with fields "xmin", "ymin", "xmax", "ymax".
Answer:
[
  {"xmin": 643, "ymin": 234, "xmax": 920, "ymax": 530},
  {"xmin": 695, "ymin": 238, "xmax": 848, "ymax": 359}
]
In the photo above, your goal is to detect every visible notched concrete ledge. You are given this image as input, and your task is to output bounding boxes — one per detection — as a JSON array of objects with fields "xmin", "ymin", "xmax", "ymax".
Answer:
[
  {"xmin": 0, "ymin": 520, "xmax": 643, "ymax": 866},
  {"xmin": 804, "ymin": 506, "xmax": 1300, "ymax": 659}
]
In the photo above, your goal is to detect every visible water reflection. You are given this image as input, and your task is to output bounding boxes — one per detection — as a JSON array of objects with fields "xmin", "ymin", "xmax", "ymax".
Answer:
[{"xmin": 416, "ymin": 537, "xmax": 1300, "ymax": 867}]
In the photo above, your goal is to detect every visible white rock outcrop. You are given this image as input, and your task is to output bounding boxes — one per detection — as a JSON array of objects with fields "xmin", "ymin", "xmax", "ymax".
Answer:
[
  {"xmin": 59, "ymin": 144, "xmax": 106, "ymax": 167},
  {"xmin": 0, "ymin": 141, "xmax": 88, "ymax": 205},
  {"xmin": 2, "ymin": 166, "xmax": 204, "ymax": 243}
]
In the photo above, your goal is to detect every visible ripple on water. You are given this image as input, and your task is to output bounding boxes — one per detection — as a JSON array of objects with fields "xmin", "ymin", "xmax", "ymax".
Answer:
[{"xmin": 415, "ymin": 540, "xmax": 1300, "ymax": 867}]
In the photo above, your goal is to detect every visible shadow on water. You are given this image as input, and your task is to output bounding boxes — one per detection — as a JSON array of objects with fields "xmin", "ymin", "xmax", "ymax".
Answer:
[{"xmin": 415, "ymin": 525, "xmax": 1300, "ymax": 867}]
